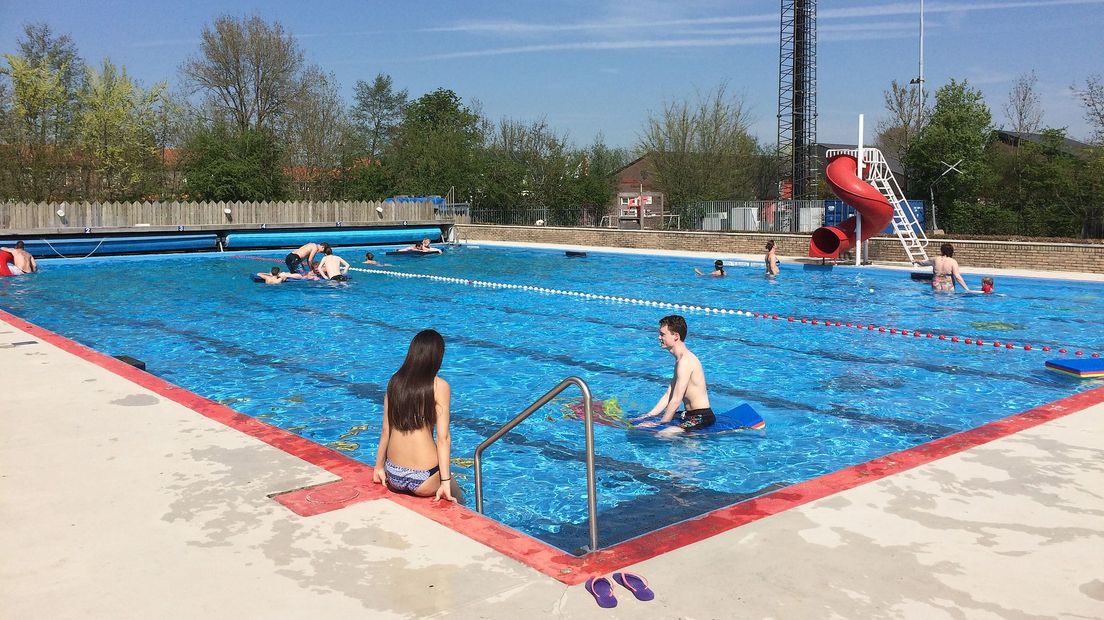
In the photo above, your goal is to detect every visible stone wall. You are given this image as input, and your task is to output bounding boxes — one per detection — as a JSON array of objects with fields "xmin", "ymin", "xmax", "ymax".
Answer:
[{"xmin": 456, "ymin": 224, "xmax": 1104, "ymax": 274}]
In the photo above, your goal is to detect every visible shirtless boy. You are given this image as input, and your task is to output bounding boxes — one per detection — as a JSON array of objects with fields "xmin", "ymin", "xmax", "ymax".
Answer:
[
  {"xmin": 256, "ymin": 266, "xmax": 315, "ymax": 284},
  {"xmin": 317, "ymin": 244, "xmax": 350, "ymax": 281},
  {"xmin": 1, "ymin": 241, "xmax": 37, "ymax": 274},
  {"xmin": 285, "ymin": 242, "xmax": 324, "ymax": 274},
  {"xmin": 631, "ymin": 315, "xmax": 714, "ymax": 435}
]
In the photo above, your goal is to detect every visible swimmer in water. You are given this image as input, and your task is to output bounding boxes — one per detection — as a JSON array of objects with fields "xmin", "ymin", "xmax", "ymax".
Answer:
[{"xmin": 694, "ymin": 260, "xmax": 725, "ymax": 277}]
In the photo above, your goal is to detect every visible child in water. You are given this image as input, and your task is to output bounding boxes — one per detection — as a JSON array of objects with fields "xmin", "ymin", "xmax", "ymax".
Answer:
[
  {"xmin": 694, "ymin": 260, "xmax": 725, "ymax": 277},
  {"xmin": 981, "ymin": 277, "xmax": 994, "ymax": 294}
]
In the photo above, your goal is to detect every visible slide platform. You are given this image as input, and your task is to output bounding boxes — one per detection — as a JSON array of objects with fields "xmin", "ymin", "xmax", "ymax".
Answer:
[{"xmin": 809, "ymin": 154, "xmax": 894, "ymax": 259}]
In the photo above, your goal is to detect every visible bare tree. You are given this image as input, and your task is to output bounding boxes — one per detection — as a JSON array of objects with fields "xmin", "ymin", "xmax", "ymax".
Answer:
[
  {"xmin": 351, "ymin": 73, "xmax": 407, "ymax": 159},
  {"xmin": 1073, "ymin": 74, "xmax": 1104, "ymax": 144},
  {"xmin": 281, "ymin": 66, "xmax": 348, "ymax": 200},
  {"xmin": 180, "ymin": 14, "xmax": 304, "ymax": 133},
  {"xmin": 1004, "ymin": 71, "xmax": 1044, "ymax": 133},
  {"xmin": 875, "ymin": 79, "xmax": 924, "ymax": 165},
  {"xmin": 638, "ymin": 84, "xmax": 758, "ymax": 216}
]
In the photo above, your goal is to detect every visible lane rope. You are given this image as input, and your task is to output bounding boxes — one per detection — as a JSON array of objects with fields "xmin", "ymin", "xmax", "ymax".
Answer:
[
  {"xmin": 344, "ymin": 265, "xmax": 1100, "ymax": 358},
  {"xmin": 38, "ymin": 237, "xmax": 107, "ymax": 259}
]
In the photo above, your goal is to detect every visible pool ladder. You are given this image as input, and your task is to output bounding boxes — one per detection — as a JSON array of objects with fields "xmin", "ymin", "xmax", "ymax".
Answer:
[{"xmin": 473, "ymin": 376, "xmax": 599, "ymax": 553}]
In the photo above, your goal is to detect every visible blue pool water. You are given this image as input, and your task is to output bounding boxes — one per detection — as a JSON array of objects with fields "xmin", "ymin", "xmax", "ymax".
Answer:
[{"xmin": 3, "ymin": 245, "xmax": 1102, "ymax": 553}]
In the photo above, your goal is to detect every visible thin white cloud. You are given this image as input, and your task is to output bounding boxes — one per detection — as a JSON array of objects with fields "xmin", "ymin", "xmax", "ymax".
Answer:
[
  {"xmin": 421, "ymin": 35, "xmax": 779, "ymax": 61},
  {"xmin": 422, "ymin": 0, "xmax": 1103, "ymax": 37}
]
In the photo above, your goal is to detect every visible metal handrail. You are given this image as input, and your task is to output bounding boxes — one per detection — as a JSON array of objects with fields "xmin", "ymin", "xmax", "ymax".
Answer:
[{"xmin": 473, "ymin": 376, "xmax": 598, "ymax": 553}]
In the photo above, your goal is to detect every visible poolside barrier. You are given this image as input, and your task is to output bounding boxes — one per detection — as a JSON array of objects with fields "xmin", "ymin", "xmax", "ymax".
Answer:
[{"xmin": 343, "ymin": 265, "xmax": 1100, "ymax": 358}]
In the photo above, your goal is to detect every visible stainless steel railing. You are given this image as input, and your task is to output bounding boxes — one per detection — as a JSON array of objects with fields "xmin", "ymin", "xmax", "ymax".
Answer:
[{"xmin": 473, "ymin": 376, "xmax": 599, "ymax": 553}]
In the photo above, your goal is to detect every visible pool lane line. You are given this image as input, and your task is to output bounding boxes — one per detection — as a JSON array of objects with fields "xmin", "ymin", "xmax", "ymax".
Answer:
[
  {"xmin": 7, "ymin": 305, "xmax": 1104, "ymax": 587},
  {"xmin": 344, "ymin": 265, "xmax": 1102, "ymax": 359}
]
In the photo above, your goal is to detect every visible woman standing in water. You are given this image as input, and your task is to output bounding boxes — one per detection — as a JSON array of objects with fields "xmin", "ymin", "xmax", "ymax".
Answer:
[
  {"xmin": 916, "ymin": 243, "xmax": 971, "ymax": 293},
  {"xmin": 764, "ymin": 240, "xmax": 780, "ymax": 276},
  {"xmin": 373, "ymin": 329, "xmax": 460, "ymax": 502}
]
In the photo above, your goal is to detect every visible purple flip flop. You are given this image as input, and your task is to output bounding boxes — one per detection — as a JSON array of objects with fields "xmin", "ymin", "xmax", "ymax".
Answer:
[
  {"xmin": 585, "ymin": 576, "xmax": 617, "ymax": 608},
  {"xmin": 613, "ymin": 572, "xmax": 655, "ymax": 601}
]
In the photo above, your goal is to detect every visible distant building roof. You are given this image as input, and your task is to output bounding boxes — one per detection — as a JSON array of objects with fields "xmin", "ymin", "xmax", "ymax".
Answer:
[{"xmin": 994, "ymin": 130, "xmax": 1094, "ymax": 157}]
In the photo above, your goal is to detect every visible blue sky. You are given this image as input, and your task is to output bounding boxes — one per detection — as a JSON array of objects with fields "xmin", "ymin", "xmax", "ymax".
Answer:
[{"xmin": 2, "ymin": 0, "xmax": 1102, "ymax": 148}]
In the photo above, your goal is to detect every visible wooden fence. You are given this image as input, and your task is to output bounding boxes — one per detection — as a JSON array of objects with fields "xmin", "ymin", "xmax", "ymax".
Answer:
[{"xmin": 0, "ymin": 200, "xmax": 469, "ymax": 231}]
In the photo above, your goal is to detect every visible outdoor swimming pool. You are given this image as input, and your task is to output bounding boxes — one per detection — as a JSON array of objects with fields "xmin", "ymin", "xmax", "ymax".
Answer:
[{"xmin": 2, "ymin": 244, "xmax": 1102, "ymax": 552}]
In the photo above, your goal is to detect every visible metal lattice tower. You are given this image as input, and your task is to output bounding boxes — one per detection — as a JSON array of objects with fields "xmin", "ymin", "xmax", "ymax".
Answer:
[{"xmin": 776, "ymin": 0, "xmax": 819, "ymax": 200}]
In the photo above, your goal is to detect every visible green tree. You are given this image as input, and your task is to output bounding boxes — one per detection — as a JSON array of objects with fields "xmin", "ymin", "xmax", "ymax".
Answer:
[
  {"xmin": 638, "ymin": 84, "xmax": 758, "ymax": 224},
  {"xmin": 181, "ymin": 122, "xmax": 286, "ymax": 201},
  {"xmin": 905, "ymin": 79, "xmax": 993, "ymax": 230},
  {"xmin": 0, "ymin": 23, "xmax": 85, "ymax": 200},
  {"xmin": 570, "ymin": 137, "xmax": 629, "ymax": 225},
  {"xmin": 387, "ymin": 88, "xmax": 482, "ymax": 198},
  {"xmin": 77, "ymin": 59, "xmax": 165, "ymax": 200}
]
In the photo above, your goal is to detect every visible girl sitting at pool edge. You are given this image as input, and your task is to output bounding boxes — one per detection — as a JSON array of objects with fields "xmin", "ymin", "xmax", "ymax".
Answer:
[{"xmin": 373, "ymin": 329, "xmax": 461, "ymax": 503}]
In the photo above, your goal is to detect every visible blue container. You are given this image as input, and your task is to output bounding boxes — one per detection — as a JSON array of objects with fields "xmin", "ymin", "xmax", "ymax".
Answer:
[{"xmin": 823, "ymin": 199, "xmax": 925, "ymax": 234}]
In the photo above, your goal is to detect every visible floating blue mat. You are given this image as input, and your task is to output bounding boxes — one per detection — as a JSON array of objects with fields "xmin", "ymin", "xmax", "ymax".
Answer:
[
  {"xmin": 1045, "ymin": 358, "xmax": 1104, "ymax": 379},
  {"xmin": 385, "ymin": 250, "xmax": 439, "ymax": 256},
  {"xmin": 250, "ymin": 274, "xmax": 350, "ymax": 283}
]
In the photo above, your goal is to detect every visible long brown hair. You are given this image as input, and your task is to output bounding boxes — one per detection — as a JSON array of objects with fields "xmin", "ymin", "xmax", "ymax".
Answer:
[{"xmin": 386, "ymin": 329, "xmax": 445, "ymax": 432}]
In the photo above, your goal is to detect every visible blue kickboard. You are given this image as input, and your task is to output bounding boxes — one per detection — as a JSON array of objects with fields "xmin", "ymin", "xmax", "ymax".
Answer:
[
  {"xmin": 639, "ymin": 403, "xmax": 765, "ymax": 434},
  {"xmin": 1045, "ymin": 358, "xmax": 1104, "ymax": 378}
]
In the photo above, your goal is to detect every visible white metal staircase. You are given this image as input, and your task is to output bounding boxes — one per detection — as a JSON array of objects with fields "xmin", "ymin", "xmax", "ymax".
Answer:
[{"xmin": 827, "ymin": 148, "xmax": 929, "ymax": 264}]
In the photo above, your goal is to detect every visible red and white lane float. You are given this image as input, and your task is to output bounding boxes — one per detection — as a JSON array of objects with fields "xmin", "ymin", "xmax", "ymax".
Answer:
[{"xmin": 344, "ymin": 265, "xmax": 1101, "ymax": 359}]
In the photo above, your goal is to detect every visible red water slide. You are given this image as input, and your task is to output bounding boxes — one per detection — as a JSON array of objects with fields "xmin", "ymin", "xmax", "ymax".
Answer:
[{"xmin": 808, "ymin": 153, "xmax": 894, "ymax": 259}]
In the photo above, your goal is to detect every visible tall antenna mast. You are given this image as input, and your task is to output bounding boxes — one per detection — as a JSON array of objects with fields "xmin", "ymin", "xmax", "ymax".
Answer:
[{"xmin": 776, "ymin": 0, "xmax": 819, "ymax": 200}]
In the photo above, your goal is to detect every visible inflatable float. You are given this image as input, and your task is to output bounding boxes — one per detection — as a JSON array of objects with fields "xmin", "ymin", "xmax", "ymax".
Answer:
[
  {"xmin": 0, "ymin": 250, "xmax": 14, "ymax": 276},
  {"xmin": 250, "ymin": 274, "xmax": 351, "ymax": 283},
  {"xmin": 385, "ymin": 250, "xmax": 439, "ymax": 257}
]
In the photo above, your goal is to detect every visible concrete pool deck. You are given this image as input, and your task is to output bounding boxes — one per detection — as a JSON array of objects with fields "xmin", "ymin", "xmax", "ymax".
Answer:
[{"xmin": 3, "ymin": 250, "xmax": 1104, "ymax": 618}]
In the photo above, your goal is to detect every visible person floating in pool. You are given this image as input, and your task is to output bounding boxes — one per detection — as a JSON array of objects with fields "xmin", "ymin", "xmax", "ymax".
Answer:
[
  {"xmin": 285, "ymin": 241, "xmax": 324, "ymax": 274},
  {"xmin": 363, "ymin": 251, "xmax": 391, "ymax": 266},
  {"xmin": 765, "ymin": 240, "xmax": 780, "ymax": 276},
  {"xmin": 915, "ymin": 243, "xmax": 971, "ymax": 293},
  {"xmin": 694, "ymin": 260, "xmax": 725, "ymax": 277},
  {"xmin": 981, "ymin": 277, "xmax": 995, "ymax": 294},
  {"xmin": 372, "ymin": 329, "xmax": 461, "ymax": 502},
  {"xmin": 255, "ymin": 266, "xmax": 317, "ymax": 284},
  {"xmin": 631, "ymin": 315, "xmax": 715, "ymax": 436},
  {"xmin": 0, "ymin": 240, "xmax": 37, "ymax": 274},
  {"xmin": 316, "ymin": 244, "xmax": 350, "ymax": 281},
  {"xmin": 397, "ymin": 238, "xmax": 443, "ymax": 254}
]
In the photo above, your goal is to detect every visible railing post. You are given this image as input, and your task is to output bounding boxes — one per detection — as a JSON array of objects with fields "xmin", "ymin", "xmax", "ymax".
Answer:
[{"xmin": 474, "ymin": 376, "xmax": 598, "ymax": 553}]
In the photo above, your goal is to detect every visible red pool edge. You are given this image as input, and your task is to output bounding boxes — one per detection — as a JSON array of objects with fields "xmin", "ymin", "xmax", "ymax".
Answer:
[{"xmin": 4, "ymin": 308, "xmax": 1103, "ymax": 587}]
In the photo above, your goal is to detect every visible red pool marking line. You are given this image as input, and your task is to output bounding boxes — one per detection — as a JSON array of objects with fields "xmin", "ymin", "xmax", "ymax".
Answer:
[
  {"xmin": 5, "ymin": 307, "xmax": 1104, "ymax": 587},
  {"xmin": 228, "ymin": 254, "xmax": 283, "ymax": 263}
]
